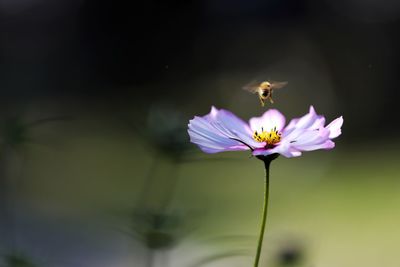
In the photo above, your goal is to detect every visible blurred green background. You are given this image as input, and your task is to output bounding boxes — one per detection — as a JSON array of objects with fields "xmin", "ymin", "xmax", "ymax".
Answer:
[{"xmin": 1, "ymin": 0, "xmax": 400, "ymax": 266}]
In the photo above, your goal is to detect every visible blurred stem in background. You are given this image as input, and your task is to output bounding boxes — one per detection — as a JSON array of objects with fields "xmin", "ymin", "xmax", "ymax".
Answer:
[
  {"xmin": 0, "ymin": 117, "xmax": 32, "ymax": 254},
  {"xmin": 128, "ymin": 106, "xmax": 192, "ymax": 267},
  {"xmin": 0, "ymin": 115, "xmax": 67, "ymax": 267},
  {"xmin": 0, "ymin": 145, "xmax": 18, "ymax": 251}
]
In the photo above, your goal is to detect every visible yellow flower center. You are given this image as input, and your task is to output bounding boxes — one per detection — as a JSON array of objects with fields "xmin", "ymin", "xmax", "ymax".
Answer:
[{"xmin": 253, "ymin": 127, "xmax": 281, "ymax": 146}]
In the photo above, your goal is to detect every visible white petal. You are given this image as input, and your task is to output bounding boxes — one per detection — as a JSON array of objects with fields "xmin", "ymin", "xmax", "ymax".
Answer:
[
  {"xmin": 209, "ymin": 108, "xmax": 261, "ymax": 147},
  {"xmin": 188, "ymin": 107, "xmax": 261, "ymax": 154},
  {"xmin": 326, "ymin": 116, "xmax": 344, "ymax": 139},
  {"xmin": 188, "ymin": 117, "xmax": 245, "ymax": 153},
  {"xmin": 283, "ymin": 106, "xmax": 328, "ymax": 141},
  {"xmin": 249, "ymin": 109, "xmax": 286, "ymax": 132},
  {"xmin": 293, "ymin": 106, "xmax": 318, "ymax": 129},
  {"xmin": 292, "ymin": 127, "xmax": 330, "ymax": 147},
  {"xmin": 294, "ymin": 140, "xmax": 335, "ymax": 151}
]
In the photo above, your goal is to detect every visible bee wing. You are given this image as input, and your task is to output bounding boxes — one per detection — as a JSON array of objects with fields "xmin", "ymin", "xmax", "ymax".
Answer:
[
  {"xmin": 242, "ymin": 80, "xmax": 260, "ymax": 94},
  {"xmin": 270, "ymin": 81, "xmax": 288, "ymax": 89}
]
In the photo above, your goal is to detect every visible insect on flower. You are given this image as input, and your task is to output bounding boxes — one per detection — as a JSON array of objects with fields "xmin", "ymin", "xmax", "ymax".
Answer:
[
  {"xmin": 188, "ymin": 106, "xmax": 343, "ymax": 158},
  {"xmin": 243, "ymin": 80, "xmax": 288, "ymax": 107}
]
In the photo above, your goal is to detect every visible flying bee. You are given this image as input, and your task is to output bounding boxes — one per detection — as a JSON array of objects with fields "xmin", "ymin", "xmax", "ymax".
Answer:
[{"xmin": 243, "ymin": 80, "xmax": 288, "ymax": 107}]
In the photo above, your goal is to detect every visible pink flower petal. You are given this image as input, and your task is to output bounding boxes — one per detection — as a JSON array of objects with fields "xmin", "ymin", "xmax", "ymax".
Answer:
[
  {"xmin": 208, "ymin": 107, "xmax": 261, "ymax": 148},
  {"xmin": 294, "ymin": 140, "xmax": 335, "ymax": 151},
  {"xmin": 283, "ymin": 106, "xmax": 326, "ymax": 140},
  {"xmin": 291, "ymin": 127, "xmax": 330, "ymax": 147},
  {"xmin": 249, "ymin": 109, "xmax": 286, "ymax": 132},
  {"xmin": 188, "ymin": 107, "xmax": 261, "ymax": 154},
  {"xmin": 188, "ymin": 116, "xmax": 247, "ymax": 153},
  {"xmin": 309, "ymin": 116, "xmax": 326, "ymax": 129},
  {"xmin": 292, "ymin": 106, "xmax": 318, "ymax": 129},
  {"xmin": 282, "ymin": 118, "xmax": 299, "ymax": 133},
  {"xmin": 326, "ymin": 116, "xmax": 343, "ymax": 139}
]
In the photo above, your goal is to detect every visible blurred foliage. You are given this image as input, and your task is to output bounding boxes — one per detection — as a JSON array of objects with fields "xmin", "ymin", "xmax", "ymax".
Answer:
[
  {"xmin": 1, "ymin": 253, "xmax": 38, "ymax": 267},
  {"xmin": 274, "ymin": 243, "xmax": 305, "ymax": 267},
  {"xmin": 124, "ymin": 105, "xmax": 198, "ymax": 254},
  {"xmin": 130, "ymin": 209, "xmax": 187, "ymax": 250},
  {"xmin": 0, "ymin": 118, "xmax": 30, "ymax": 150},
  {"xmin": 0, "ymin": 115, "xmax": 69, "ymax": 152},
  {"xmin": 133, "ymin": 105, "xmax": 193, "ymax": 162},
  {"xmin": 0, "ymin": 115, "xmax": 65, "ymax": 267}
]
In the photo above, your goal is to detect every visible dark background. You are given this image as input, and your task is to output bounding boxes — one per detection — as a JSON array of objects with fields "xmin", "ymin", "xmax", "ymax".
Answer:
[{"xmin": 1, "ymin": 0, "xmax": 399, "ymax": 139}]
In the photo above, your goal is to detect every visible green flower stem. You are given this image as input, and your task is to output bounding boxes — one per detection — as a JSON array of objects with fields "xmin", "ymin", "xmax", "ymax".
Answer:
[{"xmin": 254, "ymin": 157, "xmax": 273, "ymax": 267}]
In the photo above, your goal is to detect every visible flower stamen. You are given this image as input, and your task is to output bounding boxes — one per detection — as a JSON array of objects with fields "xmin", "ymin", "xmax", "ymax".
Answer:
[{"xmin": 253, "ymin": 127, "xmax": 281, "ymax": 147}]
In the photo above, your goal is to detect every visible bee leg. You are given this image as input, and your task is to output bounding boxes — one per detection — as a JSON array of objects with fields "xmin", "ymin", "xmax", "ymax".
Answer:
[
  {"xmin": 269, "ymin": 96, "xmax": 274, "ymax": 104},
  {"xmin": 259, "ymin": 97, "xmax": 265, "ymax": 107},
  {"xmin": 268, "ymin": 90, "xmax": 274, "ymax": 104}
]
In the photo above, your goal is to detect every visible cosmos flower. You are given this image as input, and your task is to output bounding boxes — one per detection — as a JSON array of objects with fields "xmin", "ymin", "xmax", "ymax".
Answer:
[{"xmin": 188, "ymin": 106, "xmax": 343, "ymax": 158}]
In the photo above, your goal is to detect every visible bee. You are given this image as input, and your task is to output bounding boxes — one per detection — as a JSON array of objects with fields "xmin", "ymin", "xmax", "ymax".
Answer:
[{"xmin": 243, "ymin": 80, "xmax": 288, "ymax": 107}]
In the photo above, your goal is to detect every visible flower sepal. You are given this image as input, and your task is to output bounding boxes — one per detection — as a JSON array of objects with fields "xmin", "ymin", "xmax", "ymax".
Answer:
[{"xmin": 256, "ymin": 153, "xmax": 280, "ymax": 163}]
